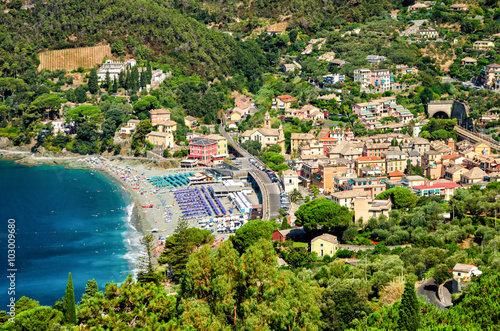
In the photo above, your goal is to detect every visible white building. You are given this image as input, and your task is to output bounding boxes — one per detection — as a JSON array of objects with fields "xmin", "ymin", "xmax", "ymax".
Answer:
[
  {"xmin": 97, "ymin": 59, "xmax": 137, "ymax": 81},
  {"xmin": 354, "ymin": 68, "xmax": 372, "ymax": 88},
  {"xmin": 281, "ymin": 169, "xmax": 299, "ymax": 193}
]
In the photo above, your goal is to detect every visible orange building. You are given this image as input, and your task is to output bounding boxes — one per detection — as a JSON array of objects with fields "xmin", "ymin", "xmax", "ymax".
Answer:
[{"xmin": 150, "ymin": 109, "xmax": 171, "ymax": 126}]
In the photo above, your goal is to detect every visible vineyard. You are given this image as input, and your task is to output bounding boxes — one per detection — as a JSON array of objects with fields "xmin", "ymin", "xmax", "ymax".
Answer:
[{"xmin": 38, "ymin": 45, "xmax": 112, "ymax": 71}]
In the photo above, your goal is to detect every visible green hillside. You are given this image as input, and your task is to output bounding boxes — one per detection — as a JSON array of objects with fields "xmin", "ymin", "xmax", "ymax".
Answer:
[{"xmin": 0, "ymin": 0, "xmax": 256, "ymax": 77}]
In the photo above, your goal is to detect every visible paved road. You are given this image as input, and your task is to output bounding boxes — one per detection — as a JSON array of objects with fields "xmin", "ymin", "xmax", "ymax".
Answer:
[
  {"xmin": 417, "ymin": 278, "xmax": 448, "ymax": 310},
  {"xmin": 400, "ymin": 19, "xmax": 428, "ymax": 37},
  {"xmin": 219, "ymin": 125, "xmax": 281, "ymax": 220}
]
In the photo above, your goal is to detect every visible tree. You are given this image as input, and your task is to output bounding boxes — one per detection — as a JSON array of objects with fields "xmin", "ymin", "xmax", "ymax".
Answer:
[
  {"xmin": 104, "ymin": 70, "xmax": 111, "ymax": 89},
  {"xmin": 112, "ymin": 77, "xmax": 118, "ymax": 93},
  {"xmin": 179, "ymin": 239, "xmax": 321, "ymax": 330},
  {"xmin": 14, "ymin": 296, "xmax": 39, "ymax": 315},
  {"xmin": 295, "ymin": 198, "xmax": 353, "ymax": 232},
  {"xmin": 320, "ymin": 279, "xmax": 372, "ymax": 331},
  {"xmin": 81, "ymin": 279, "xmax": 99, "ymax": 302},
  {"xmin": 78, "ymin": 275, "xmax": 177, "ymax": 329},
  {"xmin": 66, "ymin": 105, "xmax": 103, "ymax": 125},
  {"xmin": 230, "ymin": 219, "xmax": 277, "ymax": 254},
  {"xmin": 376, "ymin": 187, "xmax": 418, "ymax": 211},
  {"xmin": 137, "ymin": 234, "xmax": 160, "ymax": 284},
  {"xmin": 398, "ymin": 281, "xmax": 420, "ymax": 331},
  {"xmin": 63, "ymin": 273, "xmax": 77, "ymax": 325},
  {"xmin": 289, "ymin": 29, "xmax": 298, "ymax": 43},
  {"xmin": 88, "ymin": 68, "xmax": 99, "ymax": 94},
  {"xmin": 159, "ymin": 219, "xmax": 214, "ymax": 280},
  {"xmin": 433, "ymin": 263, "xmax": 451, "ymax": 285},
  {"xmin": 131, "ymin": 119, "xmax": 153, "ymax": 148},
  {"xmin": 75, "ymin": 86, "xmax": 87, "ymax": 103},
  {"xmin": 7, "ymin": 307, "xmax": 64, "ymax": 330}
]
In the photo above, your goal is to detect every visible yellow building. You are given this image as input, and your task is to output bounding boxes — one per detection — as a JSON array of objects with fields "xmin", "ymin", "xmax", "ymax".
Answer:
[
  {"xmin": 473, "ymin": 41, "xmax": 495, "ymax": 50},
  {"xmin": 290, "ymin": 133, "xmax": 314, "ymax": 154},
  {"xmin": 146, "ymin": 132, "xmax": 174, "ymax": 148},
  {"xmin": 474, "ymin": 142, "xmax": 491, "ymax": 155},
  {"xmin": 157, "ymin": 120, "xmax": 177, "ymax": 134},
  {"xmin": 311, "ymin": 233, "xmax": 339, "ymax": 258},
  {"xmin": 206, "ymin": 134, "xmax": 228, "ymax": 157},
  {"xmin": 184, "ymin": 116, "xmax": 198, "ymax": 129}
]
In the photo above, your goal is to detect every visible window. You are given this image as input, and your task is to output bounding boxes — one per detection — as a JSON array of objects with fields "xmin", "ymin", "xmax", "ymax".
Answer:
[
  {"xmin": 320, "ymin": 243, "xmax": 323, "ymax": 247},
  {"xmin": 457, "ymin": 272, "xmax": 461, "ymax": 276}
]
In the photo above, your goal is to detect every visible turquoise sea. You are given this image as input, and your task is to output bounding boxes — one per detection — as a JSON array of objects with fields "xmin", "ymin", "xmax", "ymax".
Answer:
[{"xmin": 0, "ymin": 160, "xmax": 143, "ymax": 309}]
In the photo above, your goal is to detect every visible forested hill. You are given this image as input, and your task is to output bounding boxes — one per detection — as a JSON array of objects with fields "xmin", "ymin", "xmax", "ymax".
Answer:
[
  {"xmin": 0, "ymin": 0, "xmax": 255, "ymax": 77},
  {"xmin": 162, "ymin": 0, "xmax": 402, "ymax": 31}
]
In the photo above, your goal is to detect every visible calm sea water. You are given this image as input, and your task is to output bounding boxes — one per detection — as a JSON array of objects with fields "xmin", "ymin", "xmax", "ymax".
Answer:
[{"xmin": 0, "ymin": 160, "xmax": 143, "ymax": 309}]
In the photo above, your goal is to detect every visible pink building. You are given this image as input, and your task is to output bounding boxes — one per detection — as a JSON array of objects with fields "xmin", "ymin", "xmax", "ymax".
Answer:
[
  {"xmin": 370, "ymin": 69, "xmax": 392, "ymax": 90},
  {"xmin": 189, "ymin": 137, "xmax": 218, "ymax": 161},
  {"xmin": 150, "ymin": 109, "xmax": 171, "ymax": 126}
]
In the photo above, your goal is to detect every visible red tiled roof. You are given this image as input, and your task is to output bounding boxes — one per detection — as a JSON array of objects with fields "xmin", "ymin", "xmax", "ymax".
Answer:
[
  {"xmin": 278, "ymin": 95, "xmax": 297, "ymax": 103},
  {"xmin": 388, "ymin": 170, "xmax": 404, "ymax": 177},
  {"xmin": 414, "ymin": 183, "xmax": 461, "ymax": 190},
  {"xmin": 357, "ymin": 156, "xmax": 384, "ymax": 162},
  {"xmin": 441, "ymin": 154, "xmax": 460, "ymax": 160}
]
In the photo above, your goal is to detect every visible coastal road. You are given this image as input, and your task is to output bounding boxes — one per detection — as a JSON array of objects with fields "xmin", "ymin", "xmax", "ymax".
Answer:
[
  {"xmin": 417, "ymin": 278, "xmax": 448, "ymax": 310},
  {"xmin": 220, "ymin": 125, "xmax": 281, "ymax": 220}
]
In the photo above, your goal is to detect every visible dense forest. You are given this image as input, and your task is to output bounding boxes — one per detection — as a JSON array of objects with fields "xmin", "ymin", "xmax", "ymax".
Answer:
[{"xmin": 0, "ymin": 0, "xmax": 271, "ymax": 78}]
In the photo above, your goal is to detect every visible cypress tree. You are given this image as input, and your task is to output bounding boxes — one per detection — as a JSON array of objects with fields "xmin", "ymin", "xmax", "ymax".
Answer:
[
  {"xmin": 88, "ymin": 68, "xmax": 99, "ymax": 94},
  {"xmin": 125, "ymin": 69, "xmax": 130, "ymax": 90},
  {"xmin": 112, "ymin": 77, "xmax": 118, "ymax": 94},
  {"xmin": 105, "ymin": 70, "xmax": 111, "ymax": 89},
  {"xmin": 131, "ymin": 66, "xmax": 139, "ymax": 93},
  {"xmin": 146, "ymin": 61, "xmax": 152, "ymax": 84},
  {"xmin": 63, "ymin": 273, "xmax": 77, "ymax": 325},
  {"xmin": 399, "ymin": 281, "xmax": 420, "ymax": 331},
  {"xmin": 140, "ymin": 71, "xmax": 146, "ymax": 89},
  {"xmin": 118, "ymin": 70, "xmax": 126, "ymax": 88}
]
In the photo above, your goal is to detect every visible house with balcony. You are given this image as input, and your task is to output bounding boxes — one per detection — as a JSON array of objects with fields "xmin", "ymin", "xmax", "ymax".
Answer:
[
  {"xmin": 354, "ymin": 198, "xmax": 392, "ymax": 223},
  {"xmin": 189, "ymin": 137, "xmax": 218, "ymax": 161},
  {"xmin": 323, "ymin": 74, "xmax": 345, "ymax": 85},
  {"xmin": 460, "ymin": 167, "xmax": 487, "ymax": 186},
  {"xmin": 327, "ymin": 143, "xmax": 363, "ymax": 160},
  {"xmin": 385, "ymin": 150, "xmax": 408, "ymax": 173},
  {"xmin": 371, "ymin": 69, "xmax": 392, "ymax": 90},
  {"xmin": 477, "ymin": 63, "xmax": 500, "ymax": 88},
  {"xmin": 413, "ymin": 180, "xmax": 461, "ymax": 201},
  {"xmin": 366, "ymin": 55, "xmax": 387, "ymax": 64},
  {"xmin": 363, "ymin": 143, "xmax": 391, "ymax": 157},
  {"xmin": 419, "ymin": 27, "xmax": 438, "ymax": 39},
  {"xmin": 345, "ymin": 177, "xmax": 386, "ymax": 199},
  {"xmin": 271, "ymin": 95, "xmax": 297, "ymax": 110},
  {"xmin": 291, "ymin": 133, "xmax": 315, "ymax": 154},
  {"xmin": 473, "ymin": 41, "xmax": 495, "ymax": 51},
  {"xmin": 354, "ymin": 68, "xmax": 372, "ymax": 88},
  {"xmin": 461, "ymin": 57, "xmax": 477, "ymax": 66},
  {"xmin": 331, "ymin": 190, "xmax": 369, "ymax": 209},
  {"xmin": 355, "ymin": 156, "xmax": 386, "ymax": 176}
]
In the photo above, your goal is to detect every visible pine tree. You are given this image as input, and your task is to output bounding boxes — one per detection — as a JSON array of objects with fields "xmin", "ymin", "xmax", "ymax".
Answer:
[
  {"xmin": 137, "ymin": 234, "xmax": 159, "ymax": 284},
  {"xmin": 399, "ymin": 281, "xmax": 420, "ymax": 331},
  {"xmin": 63, "ymin": 273, "xmax": 77, "ymax": 325},
  {"xmin": 81, "ymin": 279, "xmax": 99, "ymax": 301},
  {"xmin": 112, "ymin": 77, "xmax": 118, "ymax": 94},
  {"xmin": 88, "ymin": 68, "xmax": 99, "ymax": 94}
]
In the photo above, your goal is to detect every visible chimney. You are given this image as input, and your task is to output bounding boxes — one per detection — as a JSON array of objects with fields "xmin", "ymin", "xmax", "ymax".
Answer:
[{"xmin": 448, "ymin": 138, "xmax": 455, "ymax": 151}]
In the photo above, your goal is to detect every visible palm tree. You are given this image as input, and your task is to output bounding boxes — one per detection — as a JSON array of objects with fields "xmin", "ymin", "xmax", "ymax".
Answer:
[{"xmin": 290, "ymin": 188, "xmax": 301, "ymax": 203}]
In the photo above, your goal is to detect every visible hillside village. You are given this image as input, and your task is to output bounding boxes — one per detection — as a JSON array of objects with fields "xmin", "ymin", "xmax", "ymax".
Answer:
[{"xmin": 3, "ymin": 0, "xmax": 500, "ymax": 329}]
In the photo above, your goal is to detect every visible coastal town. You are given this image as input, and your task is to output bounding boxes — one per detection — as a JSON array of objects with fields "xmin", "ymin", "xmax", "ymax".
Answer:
[{"xmin": 2, "ymin": 0, "xmax": 500, "ymax": 329}]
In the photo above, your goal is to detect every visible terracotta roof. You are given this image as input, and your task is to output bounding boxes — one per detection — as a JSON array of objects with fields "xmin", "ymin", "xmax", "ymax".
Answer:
[
  {"xmin": 357, "ymin": 156, "xmax": 384, "ymax": 162},
  {"xmin": 157, "ymin": 120, "xmax": 177, "ymax": 126},
  {"xmin": 150, "ymin": 109, "xmax": 171, "ymax": 114},
  {"xmin": 277, "ymin": 95, "xmax": 297, "ymax": 103},
  {"xmin": 388, "ymin": 170, "xmax": 404, "ymax": 177}
]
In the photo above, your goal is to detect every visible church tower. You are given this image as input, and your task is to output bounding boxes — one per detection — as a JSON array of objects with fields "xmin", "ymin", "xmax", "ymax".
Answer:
[{"xmin": 264, "ymin": 111, "xmax": 271, "ymax": 129}]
